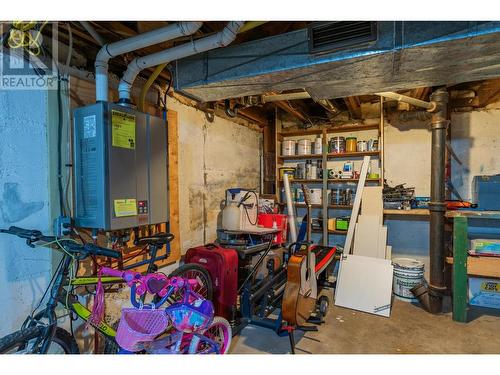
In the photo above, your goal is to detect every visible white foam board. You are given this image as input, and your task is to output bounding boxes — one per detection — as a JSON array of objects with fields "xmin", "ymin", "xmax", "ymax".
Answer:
[{"xmin": 334, "ymin": 254, "xmax": 394, "ymax": 317}]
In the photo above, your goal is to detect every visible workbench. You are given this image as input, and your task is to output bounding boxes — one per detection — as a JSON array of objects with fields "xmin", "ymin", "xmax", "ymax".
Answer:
[{"xmin": 447, "ymin": 210, "xmax": 500, "ymax": 322}]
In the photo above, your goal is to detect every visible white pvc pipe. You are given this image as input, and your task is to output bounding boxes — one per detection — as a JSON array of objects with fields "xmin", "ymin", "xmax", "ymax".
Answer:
[
  {"xmin": 79, "ymin": 21, "xmax": 106, "ymax": 46},
  {"xmin": 283, "ymin": 174, "xmax": 297, "ymax": 243},
  {"xmin": 118, "ymin": 21, "xmax": 245, "ymax": 101},
  {"xmin": 95, "ymin": 21, "xmax": 202, "ymax": 102}
]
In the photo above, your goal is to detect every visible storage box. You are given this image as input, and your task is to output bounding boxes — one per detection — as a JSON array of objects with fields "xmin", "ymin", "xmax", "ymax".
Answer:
[
  {"xmin": 468, "ymin": 277, "xmax": 500, "ymax": 309},
  {"xmin": 471, "ymin": 239, "xmax": 500, "ymax": 255},
  {"xmin": 336, "ymin": 217, "xmax": 350, "ymax": 231},
  {"xmin": 473, "ymin": 175, "xmax": 500, "ymax": 210}
]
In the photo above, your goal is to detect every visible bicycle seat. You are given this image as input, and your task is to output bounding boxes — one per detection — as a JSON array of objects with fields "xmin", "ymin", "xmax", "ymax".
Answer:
[{"xmin": 135, "ymin": 232, "xmax": 175, "ymax": 247}]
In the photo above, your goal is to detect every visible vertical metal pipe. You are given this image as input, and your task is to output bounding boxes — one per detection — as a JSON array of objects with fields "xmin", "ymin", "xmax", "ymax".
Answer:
[{"xmin": 428, "ymin": 88, "xmax": 449, "ymax": 313}]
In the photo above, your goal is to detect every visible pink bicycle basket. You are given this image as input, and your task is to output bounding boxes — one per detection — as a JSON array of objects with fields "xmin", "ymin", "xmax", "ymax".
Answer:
[{"xmin": 115, "ymin": 307, "xmax": 169, "ymax": 352}]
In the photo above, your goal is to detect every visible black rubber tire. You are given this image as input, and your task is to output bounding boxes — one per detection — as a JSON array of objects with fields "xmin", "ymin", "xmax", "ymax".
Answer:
[
  {"xmin": 168, "ymin": 263, "xmax": 214, "ymax": 301},
  {"xmin": 188, "ymin": 317, "xmax": 232, "ymax": 354},
  {"xmin": 0, "ymin": 326, "xmax": 79, "ymax": 354},
  {"xmin": 318, "ymin": 296, "xmax": 330, "ymax": 318}
]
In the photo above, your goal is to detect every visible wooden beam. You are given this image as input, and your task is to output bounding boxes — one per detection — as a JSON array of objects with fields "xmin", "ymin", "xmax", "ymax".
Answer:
[
  {"xmin": 238, "ymin": 107, "xmax": 269, "ymax": 127},
  {"xmin": 344, "ymin": 96, "xmax": 362, "ymax": 119},
  {"xmin": 274, "ymin": 101, "xmax": 308, "ymax": 123},
  {"xmin": 167, "ymin": 110, "xmax": 181, "ymax": 263}
]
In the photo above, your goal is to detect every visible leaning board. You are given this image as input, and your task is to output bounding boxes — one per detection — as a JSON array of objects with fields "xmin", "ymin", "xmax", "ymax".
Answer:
[{"xmin": 334, "ymin": 254, "xmax": 394, "ymax": 317}]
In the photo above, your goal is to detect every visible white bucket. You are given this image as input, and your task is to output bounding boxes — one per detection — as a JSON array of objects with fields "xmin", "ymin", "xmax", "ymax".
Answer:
[
  {"xmin": 282, "ymin": 140, "xmax": 296, "ymax": 156},
  {"xmin": 392, "ymin": 258, "xmax": 425, "ymax": 302},
  {"xmin": 297, "ymin": 139, "xmax": 312, "ymax": 155}
]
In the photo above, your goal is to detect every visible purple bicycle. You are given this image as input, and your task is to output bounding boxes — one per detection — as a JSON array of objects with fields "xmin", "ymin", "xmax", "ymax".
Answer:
[{"xmin": 97, "ymin": 267, "xmax": 232, "ymax": 354}]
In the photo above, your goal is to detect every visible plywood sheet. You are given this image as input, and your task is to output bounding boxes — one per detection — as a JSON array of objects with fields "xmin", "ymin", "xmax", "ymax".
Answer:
[{"xmin": 334, "ymin": 254, "xmax": 394, "ymax": 317}]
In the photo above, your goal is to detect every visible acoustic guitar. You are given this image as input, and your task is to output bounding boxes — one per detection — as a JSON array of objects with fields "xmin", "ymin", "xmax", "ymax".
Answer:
[{"xmin": 282, "ymin": 184, "xmax": 317, "ymax": 326}]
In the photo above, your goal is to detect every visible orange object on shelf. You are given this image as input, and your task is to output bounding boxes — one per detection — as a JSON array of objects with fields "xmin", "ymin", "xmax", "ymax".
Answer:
[{"xmin": 345, "ymin": 137, "xmax": 357, "ymax": 152}]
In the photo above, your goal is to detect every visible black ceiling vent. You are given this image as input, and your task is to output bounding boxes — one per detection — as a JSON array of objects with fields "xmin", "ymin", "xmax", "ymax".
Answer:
[{"xmin": 308, "ymin": 21, "xmax": 378, "ymax": 54}]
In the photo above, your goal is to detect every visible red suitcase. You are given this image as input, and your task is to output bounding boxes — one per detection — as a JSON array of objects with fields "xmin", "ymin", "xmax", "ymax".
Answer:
[{"xmin": 185, "ymin": 243, "xmax": 238, "ymax": 320}]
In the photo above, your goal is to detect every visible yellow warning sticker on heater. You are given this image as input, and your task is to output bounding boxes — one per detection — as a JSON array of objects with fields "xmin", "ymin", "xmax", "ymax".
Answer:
[
  {"xmin": 111, "ymin": 110, "xmax": 136, "ymax": 149},
  {"xmin": 114, "ymin": 199, "xmax": 137, "ymax": 217}
]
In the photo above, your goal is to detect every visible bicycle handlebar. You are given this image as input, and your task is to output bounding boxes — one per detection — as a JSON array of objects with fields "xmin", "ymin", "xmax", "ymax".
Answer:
[{"xmin": 1, "ymin": 226, "xmax": 120, "ymax": 259}]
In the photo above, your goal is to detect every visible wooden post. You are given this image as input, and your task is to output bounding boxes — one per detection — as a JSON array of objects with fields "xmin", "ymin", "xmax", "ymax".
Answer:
[
  {"xmin": 166, "ymin": 110, "xmax": 181, "ymax": 262},
  {"xmin": 452, "ymin": 216, "xmax": 468, "ymax": 323}
]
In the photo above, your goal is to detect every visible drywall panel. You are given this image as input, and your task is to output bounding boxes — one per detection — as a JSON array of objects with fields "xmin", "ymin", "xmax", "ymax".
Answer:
[
  {"xmin": 335, "ymin": 254, "xmax": 393, "ymax": 317},
  {"xmin": 353, "ymin": 215, "xmax": 381, "ymax": 257},
  {"xmin": 166, "ymin": 97, "xmax": 262, "ymax": 253}
]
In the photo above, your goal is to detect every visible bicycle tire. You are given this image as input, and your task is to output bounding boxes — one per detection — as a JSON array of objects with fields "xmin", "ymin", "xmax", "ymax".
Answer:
[
  {"xmin": 168, "ymin": 263, "xmax": 214, "ymax": 301},
  {"xmin": 188, "ymin": 316, "xmax": 232, "ymax": 354},
  {"xmin": 0, "ymin": 326, "xmax": 79, "ymax": 354}
]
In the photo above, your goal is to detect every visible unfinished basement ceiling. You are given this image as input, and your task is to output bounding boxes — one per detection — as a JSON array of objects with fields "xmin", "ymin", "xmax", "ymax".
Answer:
[{"xmin": 174, "ymin": 21, "xmax": 500, "ymax": 102}]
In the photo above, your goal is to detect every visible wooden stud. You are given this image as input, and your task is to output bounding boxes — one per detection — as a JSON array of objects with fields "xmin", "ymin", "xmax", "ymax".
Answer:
[{"xmin": 166, "ymin": 110, "xmax": 181, "ymax": 263}]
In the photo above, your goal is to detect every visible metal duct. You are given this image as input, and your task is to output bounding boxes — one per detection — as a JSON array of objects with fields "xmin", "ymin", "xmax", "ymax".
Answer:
[{"xmin": 174, "ymin": 21, "xmax": 500, "ymax": 101}]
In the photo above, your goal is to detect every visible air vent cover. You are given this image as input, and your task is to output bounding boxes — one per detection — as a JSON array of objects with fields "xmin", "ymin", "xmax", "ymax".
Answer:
[{"xmin": 308, "ymin": 21, "xmax": 377, "ymax": 54}]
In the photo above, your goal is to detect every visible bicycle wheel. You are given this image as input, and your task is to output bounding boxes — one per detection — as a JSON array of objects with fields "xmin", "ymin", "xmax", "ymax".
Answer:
[
  {"xmin": 0, "ymin": 326, "xmax": 79, "ymax": 354},
  {"xmin": 188, "ymin": 317, "xmax": 232, "ymax": 354},
  {"xmin": 168, "ymin": 263, "xmax": 213, "ymax": 301}
]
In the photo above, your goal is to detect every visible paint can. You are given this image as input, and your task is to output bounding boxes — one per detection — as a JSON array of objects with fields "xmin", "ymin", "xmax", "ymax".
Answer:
[
  {"xmin": 329, "ymin": 136, "xmax": 345, "ymax": 154},
  {"xmin": 345, "ymin": 137, "xmax": 357, "ymax": 152},
  {"xmin": 313, "ymin": 136, "xmax": 323, "ymax": 154},
  {"xmin": 309, "ymin": 189, "xmax": 322, "ymax": 205},
  {"xmin": 281, "ymin": 140, "xmax": 296, "ymax": 156},
  {"xmin": 297, "ymin": 139, "xmax": 312, "ymax": 155},
  {"xmin": 279, "ymin": 167, "xmax": 296, "ymax": 181},
  {"xmin": 357, "ymin": 140, "xmax": 368, "ymax": 152},
  {"xmin": 368, "ymin": 139, "xmax": 379, "ymax": 151},
  {"xmin": 392, "ymin": 258, "xmax": 425, "ymax": 302},
  {"xmin": 330, "ymin": 188, "xmax": 344, "ymax": 205}
]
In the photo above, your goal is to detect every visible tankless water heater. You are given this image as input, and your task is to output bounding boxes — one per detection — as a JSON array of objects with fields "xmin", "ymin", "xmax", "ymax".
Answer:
[{"xmin": 72, "ymin": 102, "xmax": 168, "ymax": 230}]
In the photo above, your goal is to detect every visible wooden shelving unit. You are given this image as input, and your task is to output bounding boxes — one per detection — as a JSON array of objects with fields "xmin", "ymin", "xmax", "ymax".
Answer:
[{"xmin": 275, "ymin": 112, "xmax": 385, "ymax": 246}]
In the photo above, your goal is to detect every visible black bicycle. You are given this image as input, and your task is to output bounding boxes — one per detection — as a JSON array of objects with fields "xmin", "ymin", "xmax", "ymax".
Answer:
[{"xmin": 0, "ymin": 226, "xmax": 212, "ymax": 354}]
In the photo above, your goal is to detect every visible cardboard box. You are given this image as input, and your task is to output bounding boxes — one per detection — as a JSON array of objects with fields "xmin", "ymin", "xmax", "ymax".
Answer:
[{"xmin": 468, "ymin": 277, "xmax": 500, "ymax": 309}]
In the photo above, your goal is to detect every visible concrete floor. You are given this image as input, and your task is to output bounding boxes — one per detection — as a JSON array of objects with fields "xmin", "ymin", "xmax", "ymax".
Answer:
[{"xmin": 230, "ymin": 297, "xmax": 500, "ymax": 354}]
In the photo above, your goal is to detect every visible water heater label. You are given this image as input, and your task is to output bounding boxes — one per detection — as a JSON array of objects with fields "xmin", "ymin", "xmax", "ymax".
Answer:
[
  {"xmin": 114, "ymin": 198, "xmax": 138, "ymax": 217},
  {"xmin": 83, "ymin": 115, "xmax": 96, "ymax": 139},
  {"xmin": 111, "ymin": 110, "xmax": 136, "ymax": 149}
]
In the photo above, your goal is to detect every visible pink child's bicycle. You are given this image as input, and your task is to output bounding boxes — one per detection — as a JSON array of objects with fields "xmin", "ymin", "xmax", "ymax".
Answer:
[{"xmin": 96, "ymin": 267, "xmax": 232, "ymax": 354}]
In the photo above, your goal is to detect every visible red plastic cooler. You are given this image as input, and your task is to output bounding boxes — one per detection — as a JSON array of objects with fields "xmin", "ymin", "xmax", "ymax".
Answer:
[{"xmin": 257, "ymin": 214, "xmax": 288, "ymax": 244}]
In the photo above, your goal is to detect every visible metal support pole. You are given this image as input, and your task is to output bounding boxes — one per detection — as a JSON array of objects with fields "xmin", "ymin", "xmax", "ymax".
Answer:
[{"xmin": 428, "ymin": 88, "xmax": 449, "ymax": 313}]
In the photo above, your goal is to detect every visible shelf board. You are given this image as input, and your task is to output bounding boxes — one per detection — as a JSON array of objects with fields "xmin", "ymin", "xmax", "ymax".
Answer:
[
  {"xmin": 279, "ymin": 178, "xmax": 381, "ymax": 184},
  {"xmin": 278, "ymin": 150, "xmax": 380, "ymax": 161},
  {"xmin": 327, "ymin": 151, "xmax": 380, "ymax": 159},
  {"xmin": 278, "ymin": 154, "xmax": 322, "ymax": 161},
  {"xmin": 294, "ymin": 203, "xmax": 353, "ymax": 209},
  {"xmin": 383, "ymin": 209, "xmax": 430, "ymax": 216},
  {"xmin": 312, "ymin": 228, "xmax": 348, "ymax": 235},
  {"xmin": 278, "ymin": 123, "xmax": 380, "ymax": 138}
]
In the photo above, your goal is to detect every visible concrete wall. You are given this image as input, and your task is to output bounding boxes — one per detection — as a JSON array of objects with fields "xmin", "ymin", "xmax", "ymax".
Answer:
[
  {"xmin": 0, "ymin": 75, "xmax": 54, "ymax": 336},
  {"xmin": 166, "ymin": 97, "xmax": 262, "ymax": 253},
  {"xmin": 384, "ymin": 102, "xmax": 500, "ymax": 275}
]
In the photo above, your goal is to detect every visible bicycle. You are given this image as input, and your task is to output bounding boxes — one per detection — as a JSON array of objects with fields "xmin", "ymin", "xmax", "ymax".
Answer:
[
  {"xmin": 0, "ymin": 226, "xmax": 213, "ymax": 354},
  {"xmin": 99, "ymin": 267, "xmax": 232, "ymax": 354}
]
